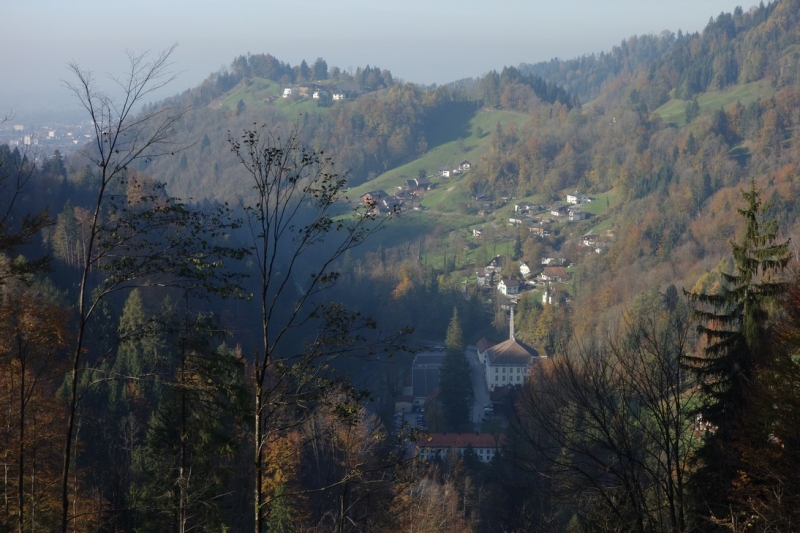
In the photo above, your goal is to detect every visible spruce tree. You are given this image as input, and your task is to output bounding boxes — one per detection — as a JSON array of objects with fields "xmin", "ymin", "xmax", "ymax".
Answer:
[
  {"xmin": 684, "ymin": 179, "xmax": 790, "ymax": 521},
  {"xmin": 439, "ymin": 308, "xmax": 473, "ymax": 429}
]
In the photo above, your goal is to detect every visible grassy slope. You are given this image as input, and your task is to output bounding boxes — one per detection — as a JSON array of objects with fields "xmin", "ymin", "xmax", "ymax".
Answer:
[
  {"xmin": 350, "ymin": 109, "xmax": 528, "ymax": 199},
  {"xmin": 345, "ymin": 109, "xmax": 532, "ymax": 267},
  {"xmin": 654, "ymin": 79, "xmax": 775, "ymax": 125}
]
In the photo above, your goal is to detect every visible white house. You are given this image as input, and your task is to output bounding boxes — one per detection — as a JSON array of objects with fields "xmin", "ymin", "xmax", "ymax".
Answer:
[
  {"xmin": 312, "ymin": 90, "xmax": 328, "ymax": 99},
  {"xmin": 458, "ymin": 160, "xmax": 472, "ymax": 171},
  {"xmin": 332, "ymin": 92, "xmax": 345, "ymax": 100},
  {"xmin": 282, "ymin": 87, "xmax": 297, "ymax": 98},
  {"xmin": 566, "ymin": 191, "xmax": 589, "ymax": 204},
  {"xmin": 519, "ymin": 262, "xmax": 531, "ymax": 278},
  {"xmin": 497, "ymin": 278, "xmax": 521, "ymax": 296}
]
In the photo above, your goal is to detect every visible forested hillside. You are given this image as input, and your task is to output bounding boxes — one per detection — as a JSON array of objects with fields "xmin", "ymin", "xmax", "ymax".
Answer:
[{"xmin": 2, "ymin": 0, "xmax": 800, "ymax": 531}]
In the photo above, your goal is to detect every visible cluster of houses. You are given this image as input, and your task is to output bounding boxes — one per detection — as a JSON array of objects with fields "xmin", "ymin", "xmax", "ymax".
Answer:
[
  {"xmin": 358, "ymin": 165, "xmax": 469, "ymax": 214},
  {"xmin": 510, "ymin": 190, "xmax": 593, "ymax": 227},
  {"xmin": 474, "ymin": 253, "xmax": 573, "ymax": 302},
  {"xmin": 282, "ymin": 84, "xmax": 347, "ymax": 101}
]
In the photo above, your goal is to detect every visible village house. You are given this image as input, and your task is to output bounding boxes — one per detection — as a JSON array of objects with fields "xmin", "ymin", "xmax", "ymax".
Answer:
[
  {"xmin": 312, "ymin": 90, "xmax": 328, "ymax": 99},
  {"xmin": 360, "ymin": 190, "xmax": 400, "ymax": 212},
  {"xmin": 332, "ymin": 92, "xmax": 345, "ymax": 100},
  {"xmin": 484, "ymin": 256, "xmax": 503, "ymax": 274},
  {"xmin": 414, "ymin": 177, "xmax": 432, "ymax": 190},
  {"xmin": 514, "ymin": 201, "xmax": 535, "ymax": 214},
  {"xmin": 458, "ymin": 160, "xmax": 472, "ymax": 171},
  {"xmin": 519, "ymin": 261, "xmax": 531, "ymax": 278},
  {"xmin": 529, "ymin": 224, "xmax": 551, "ymax": 237},
  {"xmin": 378, "ymin": 195, "xmax": 403, "ymax": 213},
  {"xmin": 566, "ymin": 191, "xmax": 590, "ymax": 204},
  {"xmin": 472, "ymin": 226, "xmax": 484, "ymax": 238},
  {"xmin": 478, "ymin": 308, "xmax": 539, "ymax": 391},
  {"xmin": 360, "ymin": 190, "xmax": 389, "ymax": 208},
  {"xmin": 497, "ymin": 278, "xmax": 521, "ymax": 296},
  {"xmin": 282, "ymin": 87, "xmax": 298, "ymax": 98},
  {"xmin": 582, "ymin": 234, "xmax": 599, "ymax": 247},
  {"xmin": 416, "ymin": 432, "xmax": 504, "ymax": 463},
  {"xmin": 540, "ymin": 266, "xmax": 569, "ymax": 282},
  {"xmin": 568, "ymin": 208, "xmax": 586, "ymax": 221},
  {"xmin": 550, "ymin": 204, "xmax": 569, "ymax": 217}
]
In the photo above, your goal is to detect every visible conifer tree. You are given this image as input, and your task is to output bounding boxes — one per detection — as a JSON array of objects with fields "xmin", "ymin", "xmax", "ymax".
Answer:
[
  {"xmin": 684, "ymin": 178, "xmax": 791, "ymax": 522},
  {"xmin": 440, "ymin": 308, "xmax": 472, "ymax": 428}
]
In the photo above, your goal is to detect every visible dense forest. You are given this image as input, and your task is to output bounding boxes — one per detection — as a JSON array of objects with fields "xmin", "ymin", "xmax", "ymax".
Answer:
[{"xmin": 2, "ymin": 0, "xmax": 800, "ymax": 531}]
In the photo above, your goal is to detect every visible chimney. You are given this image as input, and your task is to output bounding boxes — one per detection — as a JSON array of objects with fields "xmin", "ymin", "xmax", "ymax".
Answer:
[{"xmin": 509, "ymin": 306, "xmax": 515, "ymax": 340}]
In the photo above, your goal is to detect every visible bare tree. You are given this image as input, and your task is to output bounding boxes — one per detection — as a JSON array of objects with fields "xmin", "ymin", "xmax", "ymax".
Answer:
[
  {"xmin": 228, "ymin": 123, "xmax": 406, "ymax": 532},
  {"xmin": 59, "ymin": 47, "xmax": 245, "ymax": 532},
  {"xmin": 512, "ymin": 296, "xmax": 699, "ymax": 532}
]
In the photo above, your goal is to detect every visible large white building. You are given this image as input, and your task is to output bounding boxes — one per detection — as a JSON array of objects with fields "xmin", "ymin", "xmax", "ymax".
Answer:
[{"xmin": 477, "ymin": 308, "xmax": 540, "ymax": 391}]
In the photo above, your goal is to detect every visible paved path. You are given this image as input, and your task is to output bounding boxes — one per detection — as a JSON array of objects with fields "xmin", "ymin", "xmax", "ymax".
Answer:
[{"xmin": 466, "ymin": 345, "xmax": 490, "ymax": 431}]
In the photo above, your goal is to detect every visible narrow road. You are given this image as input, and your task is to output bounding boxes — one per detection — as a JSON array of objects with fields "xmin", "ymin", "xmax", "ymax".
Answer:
[{"xmin": 466, "ymin": 345, "xmax": 489, "ymax": 431}]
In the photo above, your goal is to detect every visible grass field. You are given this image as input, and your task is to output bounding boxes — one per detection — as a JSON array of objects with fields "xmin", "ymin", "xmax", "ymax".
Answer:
[{"xmin": 654, "ymin": 79, "xmax": 775, "ymax": 126}]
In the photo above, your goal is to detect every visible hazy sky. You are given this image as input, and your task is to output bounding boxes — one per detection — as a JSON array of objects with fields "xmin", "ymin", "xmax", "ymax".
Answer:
[{"xmin": 3, "ymin": 0, "xmax": 751, "ymax": 122}]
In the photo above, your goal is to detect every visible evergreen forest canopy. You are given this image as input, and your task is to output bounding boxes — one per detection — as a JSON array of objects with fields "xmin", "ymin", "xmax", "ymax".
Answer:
[{"xmin": 2, "ymin": 0, "xmax": 800, "ymax": 530}]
